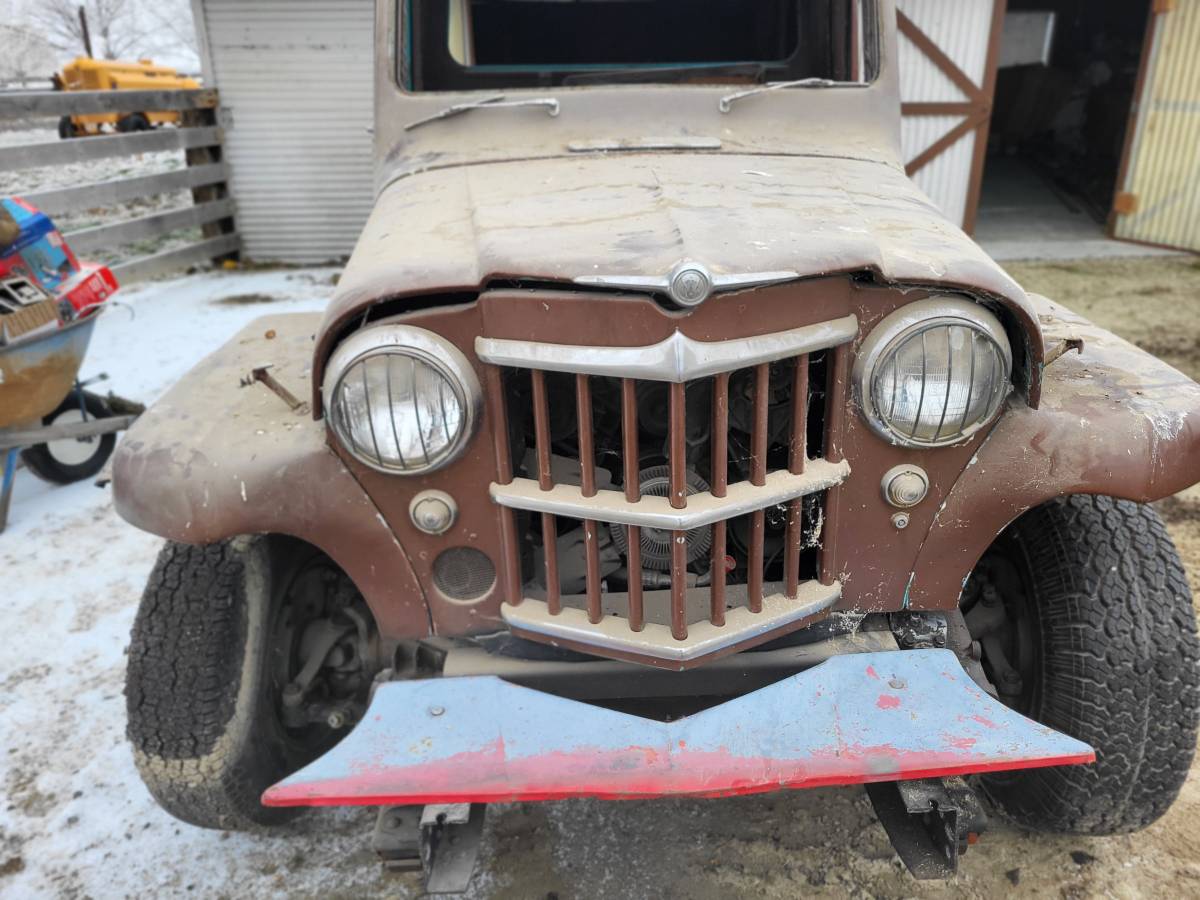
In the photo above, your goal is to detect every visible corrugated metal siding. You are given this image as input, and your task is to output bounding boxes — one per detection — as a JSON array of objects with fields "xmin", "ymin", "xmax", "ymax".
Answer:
[
  {"xmin": 898, "ymin": 0, "xmax": 993, "ymax": 86},
  {"xmin": 1113, "ymin": 1, "xmax": 1200, "ymax": 251},
  {"xmin": 900, "ymin": 114, "xmax": 975, "ymax": 226},
  {"xmin": 897, "ymin": 0, "xmax": 996, "ymax": 227},
  {"xmin": 898, "ymin": 32, "xmax": 967, "ymax": 104},
  {"xmin": 200, "ymin": 0, "xmax": 375, "ymax": 262}
]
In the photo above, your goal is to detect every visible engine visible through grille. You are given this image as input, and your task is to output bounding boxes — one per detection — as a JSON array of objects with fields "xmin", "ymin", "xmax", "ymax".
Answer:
[
  {"xmin": 477, "ymin": 313, "xmax": 856, "ymax": 666},
  {"xmin": 507, "ymin": 361, "xmax": 831, "ymax": 595}
]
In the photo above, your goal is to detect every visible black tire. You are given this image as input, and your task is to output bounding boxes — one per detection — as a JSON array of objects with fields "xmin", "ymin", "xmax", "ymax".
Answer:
[
  {"xmin": 125, "ymin": 536, "xmax": 375, "ymax": 831},
  {"xmin": 20, "ymin": 390, "xmax": 116, "ymax": 484},
  {"xmin": 116, "ymin": 112, "xmax": 151, "ymax": 133},
  {"xmin": 57, "ymin": 115, "xmax": 78, "ymax": 139},
  {"xmin": 969, "ymin": 495, "xmax": 1200, "ymax": 835}
]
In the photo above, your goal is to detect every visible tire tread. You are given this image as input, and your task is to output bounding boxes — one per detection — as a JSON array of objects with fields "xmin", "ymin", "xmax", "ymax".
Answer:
[{"xmin": 984, "ymin": 495, "xmax": 1199, "ymax": 834}]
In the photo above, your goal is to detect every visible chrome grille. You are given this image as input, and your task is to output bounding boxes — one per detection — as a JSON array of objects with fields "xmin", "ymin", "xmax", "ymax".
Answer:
[{"xmin": 477, "ymin": 318, "xmax": 855, "ymax": 665}]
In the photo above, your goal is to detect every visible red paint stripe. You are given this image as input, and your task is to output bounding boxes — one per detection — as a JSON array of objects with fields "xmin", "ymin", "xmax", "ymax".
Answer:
[{"xmin": 263, "ymin": 743, "xmax": 1095, "ymax": 808}]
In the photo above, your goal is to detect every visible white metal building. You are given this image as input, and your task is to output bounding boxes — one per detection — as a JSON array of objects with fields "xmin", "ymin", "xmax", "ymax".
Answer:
[{"xmin": 191, "ymin": 0, "xmax": 376, "ymax": 262}]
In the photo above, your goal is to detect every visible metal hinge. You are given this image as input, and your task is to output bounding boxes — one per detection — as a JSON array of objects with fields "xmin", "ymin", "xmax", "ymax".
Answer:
[{"xmin": 1113, "ymin": 192, "xmax": 1139, "ymax": 215}]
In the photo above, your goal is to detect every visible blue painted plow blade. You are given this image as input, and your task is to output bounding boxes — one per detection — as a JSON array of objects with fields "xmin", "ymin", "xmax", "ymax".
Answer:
[{"xmin": 263, "ymin": 649, "xmax": 1094, "ymax": 807}]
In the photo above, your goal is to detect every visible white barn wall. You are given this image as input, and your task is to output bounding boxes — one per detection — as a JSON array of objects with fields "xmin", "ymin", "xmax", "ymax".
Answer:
[
  {"xmin": 194, "ymin": 0, "xmax": 375, "ymax": 263},
  {"xmin": 896, "ymin": 0, "xmax": 998, "ymax": 229}
]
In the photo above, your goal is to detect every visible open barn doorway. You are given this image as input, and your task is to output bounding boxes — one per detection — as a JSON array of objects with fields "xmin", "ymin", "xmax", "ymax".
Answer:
[{"xmin": 973, "ymin": 1, "xmax": 1160, "ymax": 258}]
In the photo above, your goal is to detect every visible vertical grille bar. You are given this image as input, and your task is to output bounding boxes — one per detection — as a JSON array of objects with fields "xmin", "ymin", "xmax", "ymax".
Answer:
[
  {"xmin": 621, "ymin": 379, "xmax": 640, "ymax": 502},
  {"xmin": 669, "ymin": 382, "xmax": 688, "ymax": 639},
  {"xmin": 751, "ymin": 364, "xmax": 770, "ymax": 483},
  {"xmin": 820, "ymin": 345, "xmax": 851, "ymax": 586},
  {"xmin": 576, "ymin": 375, "xmax": 596, "ymax": 496},
  {"xmin": 789, "ymin": 355, "xmax": 810, "ymax": 473},
  {"xmin": 668, "ymin": 382, "xmax": 687, "ymax": 510},
  {"xmin": 583, "ymin": 521, "xmax": 601, "ymax": 623},
  {"xmin": 484, "ymin": 367, "xmax": 522, "ymax": 606},
  {"xmin": 709, "ymin": 372, "xmax": 730, "ymax": 626},
  {"xmin": 542, "ymin": 514, "xmax": 561, "ymax": 615},
  {"xmin": 577, "ymin": 375, "xmax": 602, "ymax": 624},
  {"xmin": 710, "ymin": 374, "xmax": 730, "ymax": 499},
  {"xmin": 626, "ymin": 532, "xmax": 644, "ymax": 631},
  {"xmin": 747, "ymin": 363, "xmax": 770, "ymax": 612},
  {"xmin": 530, "ymin": 369, "xmax": 560, "ymax": 613},
  {"xmin": 670, "ymin": 532, "xmax": 688, "ymax": 640},
  {"xmin": 621, "ymin": 378, "xmax": 644, "ymax": 631},
  {"xmin": 530, "ymin": 370, "xmax": 553, "ymax": 490},
  {"xmin": 823, "ymin": 346, "xmax": 850, "ymax": 465},
  {"xmin": 784, "ymin": 355, "xmax": 810, "ymax": 599}
]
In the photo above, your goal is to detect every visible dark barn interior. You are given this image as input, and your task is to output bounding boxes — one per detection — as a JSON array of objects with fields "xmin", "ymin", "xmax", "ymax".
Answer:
[{"xmin": 982, "ymin": 0, "xmax": 1152, "ymax": 226}]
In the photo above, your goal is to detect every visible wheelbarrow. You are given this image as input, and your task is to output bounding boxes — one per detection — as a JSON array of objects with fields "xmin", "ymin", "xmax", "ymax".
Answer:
[
  {"xmin": 0, "ymin": 195, "xmax": 141, "ymax": 532},
  {"xmin": 0, "ymin": 308, "xmax": 143, "ymax": 532}
]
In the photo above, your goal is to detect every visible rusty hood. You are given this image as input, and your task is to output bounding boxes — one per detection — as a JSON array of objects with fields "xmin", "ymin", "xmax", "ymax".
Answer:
[{"xmin": 316, "ymin": 152, "xmax": 1041, "ymax": 400}]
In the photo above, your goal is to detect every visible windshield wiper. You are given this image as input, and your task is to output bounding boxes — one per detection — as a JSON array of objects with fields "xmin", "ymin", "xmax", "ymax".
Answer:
[
  {"xmin": 405, "ymin": 94, "xmax": 560, "ymax": 131},
  {"xmin": 563, "ymin": 62, "xmax": 766, "ymax": 86},
  {"xmin": 718, "ymin": 78, "xmax": 845, "ymax": 113}
]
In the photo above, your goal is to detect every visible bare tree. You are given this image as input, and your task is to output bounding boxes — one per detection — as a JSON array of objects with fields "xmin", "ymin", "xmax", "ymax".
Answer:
[
  {"xmin": 33, "ymin": 0, "xmax": 146, "ymax": 60},
  {"xmin": 138, "ymin": 0, "xmax": 199, "ymax": 61},
  {"xmin": 0, "ymin": 24, "xmax": 57, "ymax": 82}
]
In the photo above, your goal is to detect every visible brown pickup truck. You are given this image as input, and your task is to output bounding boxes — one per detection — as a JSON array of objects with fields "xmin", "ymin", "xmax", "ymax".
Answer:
[{"xmin": 112, "ymin": 0, "xmax": 1200, "ymax": 888}]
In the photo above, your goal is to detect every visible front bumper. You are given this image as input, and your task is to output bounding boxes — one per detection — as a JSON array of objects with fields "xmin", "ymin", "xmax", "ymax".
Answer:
[{"xmin": 263, "ymin": 649, "xmax": 1093, "ymax": 807}]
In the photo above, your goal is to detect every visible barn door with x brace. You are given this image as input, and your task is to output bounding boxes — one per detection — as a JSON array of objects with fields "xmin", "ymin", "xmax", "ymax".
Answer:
[
  {"xmin": 1111, "ymin": 0, "xmax": 1200, "ymax": 252},
  {"xmin": 896, "ymin": 0, "xmax": 1007, "ymax": 234}
]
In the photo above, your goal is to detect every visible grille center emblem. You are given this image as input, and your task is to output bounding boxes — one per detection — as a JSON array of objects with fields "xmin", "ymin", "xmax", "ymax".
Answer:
[
  {"xmin": 573, "ymin": 262, "xmax": 799, "ymax": 305},
  {"xmin": 668, "ymin": 263, "xmax": 713, "ymax": 307}
]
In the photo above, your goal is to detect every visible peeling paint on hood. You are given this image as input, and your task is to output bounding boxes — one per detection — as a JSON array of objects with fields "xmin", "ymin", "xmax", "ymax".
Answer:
[{"xmin": 315, "ymin": 153, "xmax": 1041, "ymax": 401}]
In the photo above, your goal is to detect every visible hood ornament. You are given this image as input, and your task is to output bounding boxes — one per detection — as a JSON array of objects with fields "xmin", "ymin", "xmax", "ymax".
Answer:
[{"xmin": 575, "ymin": 261, "xmax": 798, "ymax": 307}]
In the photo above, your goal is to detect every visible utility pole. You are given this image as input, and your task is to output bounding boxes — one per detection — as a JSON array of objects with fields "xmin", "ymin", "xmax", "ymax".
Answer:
[{"xmin": 78, "ymin": 6, "xmax": 94, "ymax": 58}]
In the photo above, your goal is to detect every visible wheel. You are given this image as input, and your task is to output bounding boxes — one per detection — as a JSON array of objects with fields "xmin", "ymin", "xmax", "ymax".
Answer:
[
  {"xmin": 963, "ymin": 495, "xmax": 1200, "ymax": 834},
  {"xmin": 57, "ymin": 115, "xmax": 78, "ymax": 139},
  {"xmin": 116, "ymin": 112, "xmax": 151, "ymax": 133},
  {"xmin": 20, "ymin": 390, "xmax": 116, "ymax": 484},
  {"xmin": 125, "ymin": 536, "xmax": 380, "ymax": 831}
]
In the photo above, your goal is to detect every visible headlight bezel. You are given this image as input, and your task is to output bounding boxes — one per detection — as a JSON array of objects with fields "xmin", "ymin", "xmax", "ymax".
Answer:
[
  {"xmin": 322, "ymin": 324, "xmax": 482, "ymax": 475},
  {"xmin": 853, "ymin": 297, "xmax": 1013, "ymax": 448}
]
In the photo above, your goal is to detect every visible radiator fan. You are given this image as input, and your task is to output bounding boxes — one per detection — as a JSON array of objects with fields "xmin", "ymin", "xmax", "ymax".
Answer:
[{"xmin": 609, "ymin": 466, "xmax": 713, "ymax": 571}]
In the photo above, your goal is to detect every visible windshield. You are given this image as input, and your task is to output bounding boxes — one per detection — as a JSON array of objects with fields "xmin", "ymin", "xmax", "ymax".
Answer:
[{"xmin": 401, "ymin": 0, "xmax": 879, "ymax": 91}]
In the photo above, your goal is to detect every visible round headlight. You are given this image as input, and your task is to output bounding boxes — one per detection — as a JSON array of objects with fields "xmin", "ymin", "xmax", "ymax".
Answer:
[
  {"xmin": 323, "ymin": 325, "xmax": 482, "ymax": 474},
  {"xmin": 853, "ymin": 298, "xmax": 1013, "ymax": 448}
]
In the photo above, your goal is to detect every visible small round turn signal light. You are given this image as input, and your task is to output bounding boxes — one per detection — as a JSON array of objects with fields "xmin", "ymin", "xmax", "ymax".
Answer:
[
  {"xmin": 409, "ymin": 490, "xmax": 458, "ymax": 535},
  {"xmin": 881, "ymin": 465, "xmax": 930, "ymax": 509}
]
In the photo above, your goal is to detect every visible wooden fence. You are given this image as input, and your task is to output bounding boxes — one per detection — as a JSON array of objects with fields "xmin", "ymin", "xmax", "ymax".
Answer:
[{"xmin": 0, "ymin": 88, "xmax": 239, "ymax": 282}]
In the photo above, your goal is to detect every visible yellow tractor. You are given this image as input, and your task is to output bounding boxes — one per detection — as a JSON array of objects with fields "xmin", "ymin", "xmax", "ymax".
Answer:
[{"xmin": 55, "ymin": 57, "xmax": 200, "ymax": 139}]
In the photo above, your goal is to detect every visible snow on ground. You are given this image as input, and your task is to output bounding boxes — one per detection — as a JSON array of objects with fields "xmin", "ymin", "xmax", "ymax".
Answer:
[{"xmin": 0, "ymin": 267, "xmax": 432, "ymax": 899}]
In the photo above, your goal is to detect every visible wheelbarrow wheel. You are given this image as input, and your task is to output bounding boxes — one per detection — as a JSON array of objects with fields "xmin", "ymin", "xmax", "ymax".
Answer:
[{"xmin": 20, "ymin": 390, "xmax": 116, "ymax": 484}]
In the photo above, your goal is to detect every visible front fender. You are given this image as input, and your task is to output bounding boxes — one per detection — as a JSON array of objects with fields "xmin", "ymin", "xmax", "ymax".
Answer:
[
  {"xmin": 112, "ymin": 314, "xmax": 430, "ymax": 638},
  {"xmin": 909, "ymin": 294, "xmax": 1200, "ymax": 609}
]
